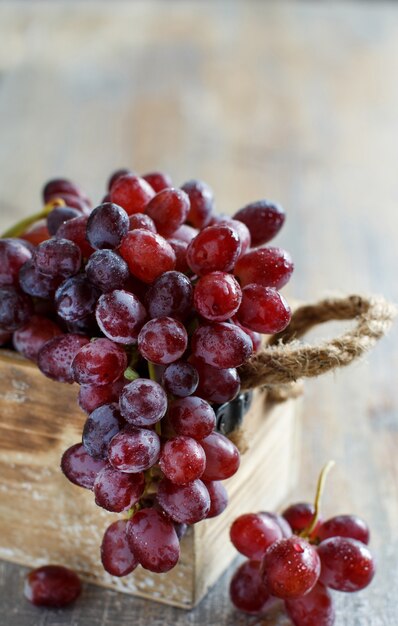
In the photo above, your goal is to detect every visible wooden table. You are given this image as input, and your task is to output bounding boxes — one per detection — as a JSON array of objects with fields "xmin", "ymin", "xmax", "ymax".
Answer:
[{"xmin": 0, "ymin": 2, "xmax": 397, "ymax": 624}]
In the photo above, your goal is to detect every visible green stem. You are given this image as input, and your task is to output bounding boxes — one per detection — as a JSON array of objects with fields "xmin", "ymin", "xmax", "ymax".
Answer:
[
  {"xmin": 148, "ymin": 361, "xmax": 157, "ymax": 382},
  {"xmin": 301, "ymin": 460, "xmax": 335, "ymax": 539},
  {"xmin": 1, "ymin": 199, "xmax": 64, "ymax": 238}
]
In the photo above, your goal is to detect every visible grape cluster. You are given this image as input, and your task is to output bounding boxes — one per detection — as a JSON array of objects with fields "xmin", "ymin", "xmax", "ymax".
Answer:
[
  {"xmin": 0, "ymin": 169, "xmax": 294, "ymax": 577},
  {"xmin": 229, "ymin": 497, "xmax": 375, "ymax": 625}
]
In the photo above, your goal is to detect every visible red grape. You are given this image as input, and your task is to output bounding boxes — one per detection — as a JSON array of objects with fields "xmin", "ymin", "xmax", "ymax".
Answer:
[
  {"xmin": 201, "ymin": 431, "xmax": 240, "ymax": 481},
  {"xmin": 282, "ymin": 502, "xmax": 322, "ymax": 538},
  {"xmin": 138, "ymin": 317, "xmax": 188, "ymax": 364},
  {"xmin": 24, "ymin": 565, "xmax": 81, "ymax": 608},
  {"xmin": 192, "ymin": 322, "xmax": 252, "ymax": 369},
  {"xmin": 194, "ymin": 272, "xmax": 242, "ymax": 322},
  {"xmin": 159, "ymin": 436, "xmax": 206, "ymax": 485},
  {"xmin": 55, "ymin": 274, "xmax": 100, "ymax": 322},
  {"xmin": 110, "ymin": 174, "xmax": 155, "ymax": 215},
  {"xmin": 187, "ymin": 224, "xmax": 241, "ymax": 275},
  {"xmin": 0, "ymin": 330, "xmax": 12, "ymax": 346},
  {"xmin": 33, "ymin": 238, "xmax": 82, "ymax": 278},
  {"xmin": 0, "ymin": 286, "xmax": 33, "ymax": 331},
  {"xmin": 128, "ymin": 212, "xmax": 157, "ymax": 233},
  {"xmin": 162, "ymin": 360, "xmax": 199, "ymax": 397},
  {"xmin": 119, "ymin": 229, "xmax": 176, "ymax": 283},
  {"xmin": 171, "ymin": 223, "xmax": 198, "ymax": 244},
  {"xmin": 82, "ymin": 403, "xmax": 125, "ymax": 460},
  {"xmin": 96, "ymin": 289, "xmax": 147, "ymax": 344},
  {"xmin": 38, "ymin": 333, "xmax": 89, "ymax": 383},
  {"xmin": 119, "ymin": 378, "xmax": 167, "ymax": 426},
  {"xmin": 94, "ymin": 465, "xmax": 145, "ymax": 512},
  {"xmin": 43, "ymin": 178, "xmax": 83, "ymax": 203},
  {"xmin": 108, "ymin": 425, "xmax": 161, "ymax": 472},
  {"xmin": 13, "ymin": 315, "xmax": 63, "ymax": 362},
  {"xmin": 233, "ymin": 200, "xmax": 285, "ymax": 246},
  {"xmin": 61, "ymin": 443, "xmax": 107, "ymax": 489},
  {"xmin": 285, "ymin": 582, "xmax": 335, "ymax": 626},
  {"xmin": 142, "ymin": 171, "xmax": 173, "ymax": 192},
  {"xmin": 261, "ymin": 536, "xmax": 321, "ymax": 599},
  {"xmin": 101, "ymin": 519, "xmax": 138, "ymax": 577},
  {"xmin": 78, "ymin": 378, "xmax": 126, "ymax": 414},
  {"xmin": 317, "ymin": 537, "xmax": 375, "ymax": 592},
  {"xmin": 260, "ymin": 512, "xmax": 292, "ymax": 538},
  {"xmin": 168, "ymin": 238, "xmax": 189, "ymax": 273},
  {"xmin": 181, "ymin": 179, "xmax": 214, "ymax": 229},
  {"xmin": 146, "ymin": 188, "xmax": 190, "ymax": 237},
  {"xmin": 168, "ymin": 396, "xmax": 216, "ymax": 440},
  {"xmin": 47, "ymin": 206, "xmax": 80, "ymax": 236},
  {"xmin": 56, "ymin": 215, "xmax": 95, "ymax": 258},
  {"xmin": 232, "ymin": 317, "xmax": 262, "ymax": 352},
  {"xmin": 146, "ymin": 271, "xmax": 193, "ymax": 321},
  {"xmin": 237, "ymin": 284, "xmax": 291, "ymax": 333},
  {"xmin": 230, "ymin": 513, "xmax": 283, "ymax": 560},
  {"xmin": 317, "ymin": 514, "xmax": 370, "ymax": 545},
  {"xmin": 47, "ymin": 192, "xmax": 90, "ymax": 213},
  {"xmin": 126, "ymin": 508, "xmax": 180, "ymax": 573},
  {"xmin": 193, "ymin": 358, "xmax": 241, "ymax": 404},
  {"xmin": 235, "ymin": 247, "xmax": 294, "ymax": 290},
  {"xmin": 86, "ymin": 202, "xmax": 129, "ymax": 250},
  {"xmin": 157, "ymin": 478, "xmax": 210, "ymax": 523},
  {"xmin": 205, "ymin": 481, "xmax": 228, "ymax": 518},
  {"xmin": 107, "ymin": 168, "xmax": 134, "ymax": 191},
  {"xmin": 230, "ymin": 560, "xmax": 272, "ymax": 615},
  {"xmin": 0, "ymin": 238, "xmax": 32, "ymax": 287},
  {"xmin": 72, "ymin": 338, "xmax": 127, "ymax": 385},
  {"xmin": 20, "ymin": 222, "xmax": 50, "ymax": 247}
]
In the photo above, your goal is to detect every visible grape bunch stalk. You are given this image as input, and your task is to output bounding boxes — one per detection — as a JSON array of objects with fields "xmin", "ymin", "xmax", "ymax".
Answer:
[
  {"xmin": 229, "ymin": 462, "xmax": 376, "ymax": 626},
  {"xmin": 0, "ymin": 169, "xmax": 294, "ymax": 578}
]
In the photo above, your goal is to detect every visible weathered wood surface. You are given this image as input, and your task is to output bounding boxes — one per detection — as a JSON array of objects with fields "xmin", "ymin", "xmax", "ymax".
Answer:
[{"xmin": 0, "ymin": 1, "xmax": 397, "ymax": 624}]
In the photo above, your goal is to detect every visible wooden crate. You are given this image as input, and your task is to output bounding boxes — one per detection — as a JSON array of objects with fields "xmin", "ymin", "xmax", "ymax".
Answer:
[{"xmin": 0, "ymin": 349, "xmax": 301, "ymax": 609}]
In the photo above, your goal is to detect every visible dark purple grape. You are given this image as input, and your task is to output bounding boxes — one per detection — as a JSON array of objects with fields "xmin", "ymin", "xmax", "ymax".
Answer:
[
  {"xmin": 86, "ymin": 202, "xmax": 129, "ymax": 250},
  {"xmin": 162, "ymin": 361, "xmax": 199, "ymax": 397},
  {"xmin": 12, "ymin": 315, "xmax": 63, "ymax": 362},
  {"xmin": 95, "ymin": 289, "xmax": 147, "ymax": 344},
  {"xmin": 33, "ymin": 238, "xmax": 82, "ymax": 278},
  {"xmin": 61, "ymin": 443, "xmax": 107, "ymax": 489},
  {"xmin": 0, "ymin": 286, "xmax": 33, "ymax": 331},
  {"xmin": 233, "ymin": 200, "xmax": 285, "ymax": 246},
  {"xmin": 108, "ymin": 426, "xmax": 161, "ymax": 472},
  {"xmin": 119, "ymin": 378, "xmax": 167, "ymax": 426},
  {"xmin": 43, "ymin": 178, "xmax": 84, "ymax": 203},
  {"xmin": 72, "ymin": 338, "xmax": 127, "ymax": 386},
  {"xmin": 101, "ymin": 520, "xmax": 138, "ymax": 577},
  {"xmin": 146, "ymin": 271, "xmax": 193, "ymax": 321},
  {"xmin": 19, "ymin": 260, "xmax": 63, "ymax": 299},
  {"xmin": 82, "ymin": 403, "xmax": 125, "ymax": 459},
  {"xmin": 0, "ymin": 238, "xmax": 32, "ymax": 287},
  {"xmin": 94, "ymin": 465, "xmax": 145, "ymax": 512},
  {"xmin": 157, "ymin": 478, "xmax": 210, "ymax": 524},
  {"xmin": 85, "ymin": 250, "xmax": 129, "ymax": 292},
  {"xmin": 126, "ymin": 508, "xmax": 180, "ymax": 573},
  {"xmin": 38, "ymin": 334, "xmax": 90, "ymax": 383},
  {"xmin": 55, "ymin": 274, "xmax": 100, "ymax": 322},
  {"xmin": 47, "ymin": 206, "xmax": 81, "ymax": 236},
  {"xmin": 193, "ymin": 358, "xmax": 241, "ymax": 404}
]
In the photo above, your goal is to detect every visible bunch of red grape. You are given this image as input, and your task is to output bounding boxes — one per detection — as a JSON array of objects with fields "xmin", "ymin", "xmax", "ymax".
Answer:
[
  {"xmin": 0, "ymin": 169, "xmax": 294, "ymax": 577},
  {"xmin": 229, "ymin": 497, "xmax": 375, "ymax": 625}
]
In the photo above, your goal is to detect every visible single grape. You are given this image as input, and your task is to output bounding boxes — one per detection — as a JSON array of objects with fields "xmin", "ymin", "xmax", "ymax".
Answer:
[
  {"xmin": 0, "ymin": 238, "xmax": 32, "ymax": 287},
  {"xmin": 82, "ymin": 403, "xmax": 125, "ymax": 460},
  {"xmin": 159, "ymin": 436, "xmax": 206, "ymax": 485},
  {"xmin": 128, "ymin": 212, "xmax": 157, "ymax": 233},
  {"xmin": 233, "ymin": 200, "xmax": 285, "ymax": 246},
  {"xmin": 230, "ymin": 560, "xmax": 273, "ymax": 615},
  {"xmin": 201, "ymin": 431, "xmax": 240, "ymax": 481},
  {"xmin": 47, "ymin": 206, "xmax": 81, "ymax": 236},
  {"xmin": 55, "ymin": 274, "xmax": 100, "ymax": 322},
  {"xmin": 171, "ymin": 223, "xmax": 198, "ymax": 244},
  {"xmin": 86, "ymin": 249, "xmax": 130, "ymax": 292},
  {"xmin": 56, "ymin": 215, "xmax": 95, "ymax": 258},
  {"xmin": 146, "ymin": 188, "xmax": 190, "ymax": 237},
  {"xmin": 285, "ymin": 582, "xmax": 335, "ymax": 626},
  {"xmin": 260, "ymin": 512, "xmax": 292, "ymax": 538},
  {"xmin": 43, "ymin": 178, "xmax": 85, "ymax": 203},
  {"xmin": 168, "ymin": 396, "xmax": 216, "ymax": 440},
  {"xmin": 181, "ymin": 179, "xmax": 214, "ymax": 229},
  {"xmin": 193, "ymin": 358, "xmax": 241, "ymax": 404},
  {"xmin": 194, "ymin": 272, "xmax": 242, "ymax": 322},
  {"xmin": 206, "ymin": 481, "xmax": 228, "ymax": 518},
  {"xmin": 142, "ymin": 171, "xmax": 173, "ymax": 192},
  {"xmin": 108, "ymin": 425, "xmax": 161, "ymax": 472},
  {"xmin": 261, "ymin": 536, "xmax": 321, "ymax": 599},
  {"xmin": 186, "ymin": 224, "xmax": 241, "ymax": 275},
  {"xmin": 191, "ymin": 322, "xmax": 252, "ymax": 369},
  {"xmin": 0, "ymin": 286, "xmax": 33, "ymax": 331},
  {"xmin": 19, "ymin": 259, "xmax": 63, "ymax": 299},
  {"xmin": 86, "ymin": 202, "xmax": 129, "ymax": 250},
  {"xmin": 72, "ymin": 338, "xmax": 127, "ymax": 385},
  {"xmin": 110, "ymin": 173, "xmax": 155, "ymax": 215},
  {"xmin": 78, "ymin": 378, "xmax": 126, "ymax": 414},
  {"xmin": 107, "ymin": 168, "xmax": 134, "ymax": 191},
  {"xmin": 317, "ymin": 537, "xmax": 375, "ymax": 592},
  {"xmin": 38, "ymin": 333, "xmax": 89, "ymax": 383},
  {"xmin": 232, "ymin": 317, "xmax": 262, "ymax": 352},
  {"xmin": 47, "ymin": 192, "xmax": 90, "ymax": 213},
  {"xmin": 216, "ymin": 218, "xmax": 251, "ymax": 256},
  {"xmin": 24, "ymin": 565, "xmax": 81, "ymax": 608},
  {"xmin": 317, "ymin": 514, "xmax": 370, "ymax": 545},
  {"xmin": 96, "ymin": 289, "xmax": 147, "ymax": 344},
  {"xmin": 101, "ymin": 520, "xmax": 138, "ymax": 577},
  {"xmin": 33, "ymin": 238, "xmax": 82, "ymax": 278},
  {"xmin": 119, "ymin": 229, "xmax": 176, "ymax": 283},
  {"xmin": 61, "ymin": 443, "xmax": 107, "ymax": 489},
  {"xmin": 168, "ymin": 238, "xmax": 189, "ymax": 273},
  {"xmin": 13, "ymin": 315, "xmax": 63, "ymax": 362},
  {"xmin": 282, "ymin": 502, "xmax": 322, "ymax": 538},
  {"xmin": 162, "ymin": 361, "xmax": 199, "ymax": 397},
  {"xmin": 94, "ymin": 465, "xmax": 145, "ymax": 512},
  {"xmin": 119, "ymin": 378, "xmax": 167, "ymax": 426},
  {"xmin": 237, "ymin": 284, "xmax": 291, "ymax": 333},
  {"xmin": 157, "ymin": 478, "xmax": 210, "ymax": 524},
  {"xmin": 146, "ymin": 271, "xmax": 193, "ymax": 321},
  {"xmin": 235, "ymin": 246, "xmax": 294, "ymax": 291},
  {"xmin": 230, "ymin": 513, "xmax": 283, "ymax": 560},
  {"xmin": 138, "ymin": 317, "xmax": 188, "ymax": 364},
  {"xmin": 126, "ymin": 508, "xmax": 180, "ymax": 573}
]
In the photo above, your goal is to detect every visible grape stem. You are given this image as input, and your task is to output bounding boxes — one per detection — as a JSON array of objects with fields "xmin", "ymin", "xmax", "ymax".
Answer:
[
  {"xmin": 147, "ymin": 361, "xmax": 157, "ymax": 382},
  {"xmin": 301, "ymin": 460, "xmax": 335, "ymax": 539},
  {"xmin": 0, "ymin": 199, "xmax": 65, "ymax": 238}
]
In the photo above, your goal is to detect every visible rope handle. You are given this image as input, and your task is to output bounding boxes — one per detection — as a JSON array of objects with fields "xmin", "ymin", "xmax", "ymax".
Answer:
[{"xmin": 238, "ymin": 295, "xmax": 397, "ymax": 391}]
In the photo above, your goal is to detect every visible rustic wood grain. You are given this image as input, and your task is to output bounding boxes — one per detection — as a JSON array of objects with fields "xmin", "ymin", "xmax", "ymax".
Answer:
[{"xmin": 0, "ymin": 1, "xmax": 397, "ymax": 624}]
